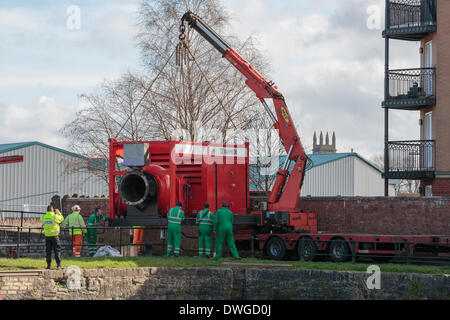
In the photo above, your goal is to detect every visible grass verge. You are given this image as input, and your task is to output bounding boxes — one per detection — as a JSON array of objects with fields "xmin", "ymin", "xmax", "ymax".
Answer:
[{"xmin": 0, "ymin": 257, "xmax": 448, "ymax": 274}]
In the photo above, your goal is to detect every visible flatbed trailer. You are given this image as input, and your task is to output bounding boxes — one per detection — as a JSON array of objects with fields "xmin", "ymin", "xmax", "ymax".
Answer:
[{"xmin": 233, "ymin": 230, "xmax": 450, "ymax": 263}]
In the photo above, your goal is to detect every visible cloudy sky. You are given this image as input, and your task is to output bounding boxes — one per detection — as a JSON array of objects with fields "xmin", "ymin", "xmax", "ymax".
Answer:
[{"xmin": 0, "ymin": 0, "xmax": 421, "ymax": 160}]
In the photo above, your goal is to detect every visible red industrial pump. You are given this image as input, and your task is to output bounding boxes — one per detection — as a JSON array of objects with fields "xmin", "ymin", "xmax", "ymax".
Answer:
[{"xmin": 109, "ymin": 139, "xmax": 251, "ymax": 226}]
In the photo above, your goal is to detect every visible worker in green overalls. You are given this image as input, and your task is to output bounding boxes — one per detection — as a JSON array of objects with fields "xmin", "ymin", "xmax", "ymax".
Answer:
[
  {"xmin": 196, "ymin": 203, "xmax": 214, "ymax": 258},
  {"xmin": 166, "ymin": 202, "xmax": 185, "ymax": 257},
  {"xmin": 214, "ymin": 202, "xmax": 240, "ymax": 260},
  {"xmin": 86, "ymin": 207, "xmax": 110, "ymax": 257}
]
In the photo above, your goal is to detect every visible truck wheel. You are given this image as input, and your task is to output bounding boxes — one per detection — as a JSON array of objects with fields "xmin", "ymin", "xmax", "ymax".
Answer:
[
  {"xmin": 297, "ymin": 238, "xmax": 317, "ymax": 261},
  {"xmin": 329, "ymin": 239, "xmax": 350, "ymax": 262},
  {"xmin": 265, "ymin": 237, "xmax": 287, "ymax": 260}
]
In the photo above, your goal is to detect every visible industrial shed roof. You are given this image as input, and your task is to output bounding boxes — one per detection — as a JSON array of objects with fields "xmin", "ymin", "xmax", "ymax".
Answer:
[
  {"xmin": 306, "ymin": 153, "xmax": 383, "ymax": 173},
  {"xmin": 255, "ymin": 152, "xmax": 382, "ymax": 173},
  {"xmin": 0, "ymin": 141, "xmax": 85, "ymax": 159}
]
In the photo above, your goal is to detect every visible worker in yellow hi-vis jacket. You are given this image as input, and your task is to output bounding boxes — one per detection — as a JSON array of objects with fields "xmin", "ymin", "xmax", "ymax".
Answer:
[
  {"xmin": 61, "ymin": 205, "xmax": 87, "ymax": 257},
  {"xmin": 40, "ymin": 205, "xmax": 64, "ymax": 269}
]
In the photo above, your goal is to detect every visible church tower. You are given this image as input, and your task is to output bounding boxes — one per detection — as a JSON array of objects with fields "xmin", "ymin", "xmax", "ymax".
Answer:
[{"xmin": 313, "ymin": 131, "xmax": 337, "ymax": 154}]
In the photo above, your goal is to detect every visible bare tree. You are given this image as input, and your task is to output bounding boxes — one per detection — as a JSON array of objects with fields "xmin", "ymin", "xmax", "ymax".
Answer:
[
  {"xmin": 370, "ymin": 154, "xmax": 385, "ymax": 171},
  {"xmin": 61, "ymin": 71, "xmax": 157, "ymax": 182},
  {"xmin": 136, "ymin": 0, "xmax": 270, "ymax": 144},
  {"xmin": 62, "ymin": 0, "xmax": 271, "ymax": 180}
]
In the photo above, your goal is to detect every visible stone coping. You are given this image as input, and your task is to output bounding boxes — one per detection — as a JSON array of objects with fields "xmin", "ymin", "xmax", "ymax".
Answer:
[
  {"xmin": 220, "ymin": 262, "xmax": 293, "ymax": 269},
  {"xmin": 0, "ymin": 270, "xmax": 43, "ymax": 277}
]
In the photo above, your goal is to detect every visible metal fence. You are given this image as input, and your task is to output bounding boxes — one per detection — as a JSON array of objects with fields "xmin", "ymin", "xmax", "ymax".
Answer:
[
  {"xmin": 388, "ymin": 68, "xmax": 436, "ymax": 99},
  {"xmin": 0, "ymin": 210, "xmax": 203, "ymax": 258},
  {"xmin": 1, "ymin": 210, "xmax": 448, "ymax": 265},
  {"xmin": 388, "ymin": 0, "xmax": 436, "ymax": 28},
  {"xmin": 387, "ymin": 140, "xmax": 435, "ymax": 178}
]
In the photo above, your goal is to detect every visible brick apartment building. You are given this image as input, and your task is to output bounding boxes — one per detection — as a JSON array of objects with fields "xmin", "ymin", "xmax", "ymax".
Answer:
[{"xmin": 382, "ymin": 0, "xmax": 450, "ymax": 196}]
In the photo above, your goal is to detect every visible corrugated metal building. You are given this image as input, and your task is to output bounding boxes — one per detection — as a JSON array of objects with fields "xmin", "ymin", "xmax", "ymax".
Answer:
[
  {"xmin": 250, "ymin": 153, "xmax": 398, "ymax": 197},
  {"xmin": 0, "ymin": 142, "xmax": 108, "ymax": 217}
]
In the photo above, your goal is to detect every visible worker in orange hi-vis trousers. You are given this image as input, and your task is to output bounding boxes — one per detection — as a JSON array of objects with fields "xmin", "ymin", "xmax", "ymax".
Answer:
[
  {"xmin": 133, "ymin": 226, "xmax": 144, "ymax": 255},
  {"xmin": 61, "ymin": 205, "xmax": 87, "ymax": 257}
]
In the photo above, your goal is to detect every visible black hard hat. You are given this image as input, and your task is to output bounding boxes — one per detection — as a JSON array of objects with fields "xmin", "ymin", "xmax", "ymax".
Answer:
[
  {"xmin": 222, "ymin": 202, "xmax": 229, "ymax": 207},
  {"xmin": 176, "ymin": 202, "xmax": 183, "ymax": 207},
  {"xmin": 204, "ymin": 203, "xmax": 210, "ymax": 208}
]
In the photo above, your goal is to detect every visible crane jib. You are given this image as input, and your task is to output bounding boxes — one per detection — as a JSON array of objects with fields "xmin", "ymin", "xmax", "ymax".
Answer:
[
  {"xmin": 181, "ymin": 12, "xmax": 230, "ymax": 55},
  {"xmin": 181, "ymin": 11, "xmax": 307, "ymax": 212}
]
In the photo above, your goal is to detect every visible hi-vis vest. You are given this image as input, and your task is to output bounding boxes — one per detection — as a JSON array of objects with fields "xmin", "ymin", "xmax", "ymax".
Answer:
[
  {"xmin": 40, "ymin": 211, "xmax": 64, "ymax": 237},
  {"xmin": 64, "ymin": 212, "xmax": 87, "ymax": 235},
  {"xmin": 167, "ymin": 207, "xmax": 184, "ymax": 225},
  {"xmin": 197, "ymin": 209, "xmax": 214, "ymax": 227}
]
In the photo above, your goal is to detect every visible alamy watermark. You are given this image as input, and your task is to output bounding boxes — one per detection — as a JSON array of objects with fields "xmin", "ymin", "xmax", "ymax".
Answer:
[
  {"xmin": 366, "ymin": 265, "xmax": 381, "ymax": 290},
  {"xmin": 367, "ymin": 5, "xmax": 382, "ymax": 30},
  {"xmin": 67, "ymin": 5, "xmax": 81, "ymax": 30},
  {"xmin": 168, "ymin": 123, "xmax": 284, "ymax": 177},
  {"xmin": 66, "ymin": 265, "xmax": 82, "ymax": 290}
]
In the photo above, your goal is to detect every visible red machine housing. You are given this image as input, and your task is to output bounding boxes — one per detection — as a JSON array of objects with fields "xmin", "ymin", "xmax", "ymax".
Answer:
[{"xmin": 109, "ymin": 138, "xmax": 250, "ymax": 220}]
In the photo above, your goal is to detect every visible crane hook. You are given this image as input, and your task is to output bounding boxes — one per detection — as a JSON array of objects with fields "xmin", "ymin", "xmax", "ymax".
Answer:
[{"xmin": 179, "ymin": 23, "xmax": 186, "ymax": 41}]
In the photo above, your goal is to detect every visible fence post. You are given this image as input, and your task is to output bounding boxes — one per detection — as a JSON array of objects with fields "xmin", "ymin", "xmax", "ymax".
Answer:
[
  {"xmin": 17, "ymin": 226, "xmax": 21, "ymax": 258},
  {"xmin": 20, "ymin": 211, "xmax": 24, "ymax": 229},
  {"xmin": 28, "ymin": 227, "xmax": 31, "ymax": 254},
  {"xmin": 16, "ymin": 211, "xmax": 24, "ymax": 257},
  {"xmin": 351, "ymin": 240, "xmax": 356, "ymax": 264},
  {"xmin": 119, "ymin": 227, "xmax": 122, "ymax": 255},
  {"xmin": 299, "ymin": 238, "xmax": 305, "ymax": 261},
  {"xmin": 250, "ymin": 234, "xmax": 255, "ymax": 258},
  {"xmin": 405, "ymin": 240, "xmax": 410, "ymax": 265}
]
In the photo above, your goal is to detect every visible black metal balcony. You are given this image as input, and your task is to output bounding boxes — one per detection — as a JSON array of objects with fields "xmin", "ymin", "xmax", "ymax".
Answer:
[
  {"xmin": 383, "ymin": 68, "xmax": 436, "ymax": 110},
  {"xmin": 383, "ymin": 0, "xmax": 437, "ymax": 41},
  {"xmin": 383, "ymin": 140, "xmax": 435, "ymax": 179}
]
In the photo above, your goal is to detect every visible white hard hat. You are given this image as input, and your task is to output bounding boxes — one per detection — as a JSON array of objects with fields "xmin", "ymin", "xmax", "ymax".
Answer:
[{"xmin": 73, "ymin": 205, "xmax": 81, "ymax": 211}]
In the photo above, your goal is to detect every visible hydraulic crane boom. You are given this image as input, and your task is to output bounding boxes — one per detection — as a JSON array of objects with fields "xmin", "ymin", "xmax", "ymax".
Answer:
[{"xmin": 180, "ymin": 12, "xmax": 308, "ymax": 213}]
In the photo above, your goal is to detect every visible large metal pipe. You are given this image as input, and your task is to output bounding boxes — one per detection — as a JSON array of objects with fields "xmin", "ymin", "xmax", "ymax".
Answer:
[{"xmin": 119, "ymin": 170, "xmax": 157, "ymax": 207}]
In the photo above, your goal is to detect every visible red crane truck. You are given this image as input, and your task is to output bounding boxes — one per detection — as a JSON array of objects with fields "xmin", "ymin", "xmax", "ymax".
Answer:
[{"xmin": 108, "ymin": 12, "xmax": 449, "ymax": 263}]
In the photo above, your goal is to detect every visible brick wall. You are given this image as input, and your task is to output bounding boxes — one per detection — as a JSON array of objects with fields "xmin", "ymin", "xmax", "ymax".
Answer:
[
  {"xmin": 419, "ymin": 1, "xmax": 450, "ymax": 194},
  {"xmin": 64, "ymin": 197, "xmax": 109, "ymax": 218},
  {"xmin": 62, "ymin": 196, "xmax": 449, "ymax": 236},
  {"xmin": 299, "ymin": 197, "xmax": 450, "ymax": 235},
  {"xmin": 436, "ymin": 0, "xmax": 450, "ymax": 173},
  {"xmin": 432, "ymin": 179, "xmax": 450, "ymax": 197}
]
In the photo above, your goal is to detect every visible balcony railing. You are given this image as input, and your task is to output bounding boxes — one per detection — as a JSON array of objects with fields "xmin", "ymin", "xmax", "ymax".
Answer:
[
  {"xmin": 384, "ymin": 0, "xmax": 437, "ymax": 40},
  {"xmin": 384, "ymin": 68, "xmax": 436, "ymax": 109},
  {"xmin": 385, "ymin": 140, "xmax": 435, "ymax": 179}
]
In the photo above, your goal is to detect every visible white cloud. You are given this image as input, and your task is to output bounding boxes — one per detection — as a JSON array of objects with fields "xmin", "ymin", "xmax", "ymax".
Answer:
[
  {"xmin": 0, "ymin": 96, "xmax": 81, "ymax": 148},
  {"xmin": 0, "ymin": 8, "xmax": 45, "ymax": 30},
  {"xmin": 0, "ymin": 73, "xmax": 111, "ymax": 88}
]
